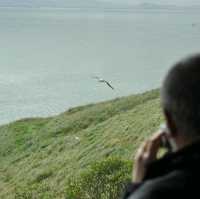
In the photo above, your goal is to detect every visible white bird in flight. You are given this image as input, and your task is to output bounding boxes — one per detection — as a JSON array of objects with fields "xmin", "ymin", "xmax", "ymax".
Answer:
[{"xmin": 92, "ymin": 76, "xmax": 115, "ymax": 90}]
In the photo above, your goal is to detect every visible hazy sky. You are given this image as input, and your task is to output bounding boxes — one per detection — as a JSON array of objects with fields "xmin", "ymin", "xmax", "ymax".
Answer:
[{"xmin": 0, "ymin": 0, "xmax": 199, "ymax": 7}]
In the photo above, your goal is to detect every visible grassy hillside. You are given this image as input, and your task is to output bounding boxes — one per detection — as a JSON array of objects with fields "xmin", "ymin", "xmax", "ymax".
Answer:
[{"xmin": 0, "ymin": 89, "xmax": 163, "ymax": 198}]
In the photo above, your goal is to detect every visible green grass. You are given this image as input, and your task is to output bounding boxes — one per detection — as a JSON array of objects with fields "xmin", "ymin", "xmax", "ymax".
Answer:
[{"xmin": 0, "ymin": 89, "xmax": 163, "ymax": 198}]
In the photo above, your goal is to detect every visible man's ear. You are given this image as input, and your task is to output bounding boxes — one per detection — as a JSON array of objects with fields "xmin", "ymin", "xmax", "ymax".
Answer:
[{"xmin": 163, "ymin": 109, "xmax": 178, "ymax": 137}]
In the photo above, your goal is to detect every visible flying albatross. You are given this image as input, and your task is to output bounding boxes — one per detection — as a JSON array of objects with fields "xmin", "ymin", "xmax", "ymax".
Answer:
[{"xmin": 92, "ymin": 76, "xmax": 115, "ymax": 90}]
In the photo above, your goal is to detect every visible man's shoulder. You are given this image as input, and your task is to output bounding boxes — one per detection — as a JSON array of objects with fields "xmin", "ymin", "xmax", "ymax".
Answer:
[{"xmin": 128, "ymin": 170, "xmax": 194, "ymax": 199}]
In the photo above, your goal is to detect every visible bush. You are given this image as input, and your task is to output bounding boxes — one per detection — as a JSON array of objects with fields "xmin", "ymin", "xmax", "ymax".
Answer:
[{"xmin": 66, "ymin": 157, "xmax": 132, "ymax": 199}]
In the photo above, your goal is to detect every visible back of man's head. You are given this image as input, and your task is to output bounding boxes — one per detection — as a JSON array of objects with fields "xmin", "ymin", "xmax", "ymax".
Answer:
[{"xmin": 162, "ymin": 54, "xmax": 200, "ymax": 139}]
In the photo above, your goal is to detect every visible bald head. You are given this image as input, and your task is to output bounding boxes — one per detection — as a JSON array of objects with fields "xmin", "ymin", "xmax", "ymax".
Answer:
[{"xmin": 161, "ymin": 54, "xmax": 200, "ymax": 138}]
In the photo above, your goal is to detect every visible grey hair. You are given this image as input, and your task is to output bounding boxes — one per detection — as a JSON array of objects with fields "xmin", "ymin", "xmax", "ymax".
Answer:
[{"xmin": 161, "ymin": 54, "xmax": 200, "ymax": 138}]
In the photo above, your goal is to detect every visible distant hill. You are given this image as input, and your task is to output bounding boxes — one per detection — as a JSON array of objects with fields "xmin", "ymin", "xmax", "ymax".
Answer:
[
  {"xmin": 0, "ymin": 89, "xmax": 162, "ymax": 198},
  {"xmin": 135, "ymin": 3, "xmax": 200, "ymax": 10},
  {"xmin": 135, "ymin": 3, "xmax": 178, "ymax": 9}
]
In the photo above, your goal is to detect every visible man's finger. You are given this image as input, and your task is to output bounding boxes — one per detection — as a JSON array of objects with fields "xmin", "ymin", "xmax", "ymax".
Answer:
[
  {"xmin": 135, "ymin": 141, "xmax": 149, "ymax": 160},
  {"xmin": 147, "ymin": 132, "xmax": 165, "ymax": 159}
]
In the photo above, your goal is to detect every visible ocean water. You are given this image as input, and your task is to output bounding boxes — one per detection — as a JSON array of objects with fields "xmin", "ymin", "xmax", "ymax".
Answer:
[{"xmin": 0, "ymin": 8, "xmax": 200, "ymax": 125}]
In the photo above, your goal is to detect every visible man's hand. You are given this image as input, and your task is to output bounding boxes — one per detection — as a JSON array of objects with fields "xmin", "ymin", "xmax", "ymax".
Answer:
[{"xmin": 133, "ymin": 132, "xmax": 165, "ymax": 183}]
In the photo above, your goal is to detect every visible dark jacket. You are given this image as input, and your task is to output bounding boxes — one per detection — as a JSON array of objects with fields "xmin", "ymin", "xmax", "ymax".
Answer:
[{"xmin": 123, "ymin": 141, "xmax": 200, "ymax": 199}]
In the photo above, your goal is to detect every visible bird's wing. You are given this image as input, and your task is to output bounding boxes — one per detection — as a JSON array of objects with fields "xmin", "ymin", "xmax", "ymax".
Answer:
[{"xmin": 105, "ymin": 81, "xmax": 114, "ymax": 90}]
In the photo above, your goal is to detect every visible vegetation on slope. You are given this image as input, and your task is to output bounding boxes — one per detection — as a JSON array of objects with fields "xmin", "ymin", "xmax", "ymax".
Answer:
[{"xmin": 0, "ymin": 89, "xmax": 163, "ymax": 198}]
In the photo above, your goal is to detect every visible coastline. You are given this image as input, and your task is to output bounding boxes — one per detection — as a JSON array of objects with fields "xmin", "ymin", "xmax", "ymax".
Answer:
[{"xmin": 0, "ymin": 89, "xmax": 162, "ymax": 198}]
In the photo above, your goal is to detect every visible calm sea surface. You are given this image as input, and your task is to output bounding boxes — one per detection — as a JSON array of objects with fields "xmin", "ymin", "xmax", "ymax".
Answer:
[{"xmin": 0, "ymin": 8, "xmax": 200, "ymax": 125}]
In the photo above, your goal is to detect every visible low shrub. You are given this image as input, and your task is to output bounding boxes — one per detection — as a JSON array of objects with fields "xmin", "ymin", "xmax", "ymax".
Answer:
[{"xmin": 66, "ymin": 157, "xmax": 132, "ymax": 199}]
